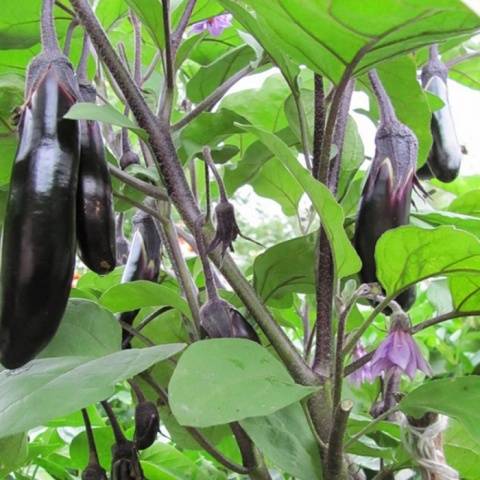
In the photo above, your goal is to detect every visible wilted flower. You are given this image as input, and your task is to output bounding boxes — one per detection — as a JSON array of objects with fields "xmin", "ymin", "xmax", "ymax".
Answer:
[
  {"xmin": 370, "ymin": 313, "xmax": 431, "ymax": 380},
  {"xmin": 348, "ymin": 342, "xmax": 374, "ymax": 387},
  {"xmin": 207, "ymin": 201, "xmax": 240, "ymax": 256},
  {"xmin": 191, "ymin": 14, "xmax": 232, "ymax": 36}
]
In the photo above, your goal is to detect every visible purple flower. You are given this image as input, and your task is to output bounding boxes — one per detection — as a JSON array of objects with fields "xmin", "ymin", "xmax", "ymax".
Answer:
[
  {"xmin": 191, "ymin": 14, "xmax": 232, "ymax": 37},
  {"xmin": 370, "ymin": 317, "xmax": 431, "ymax": 380},
  {"xmin": 348, "ymin": 342, "xmax": 374, "ymax": 387}
]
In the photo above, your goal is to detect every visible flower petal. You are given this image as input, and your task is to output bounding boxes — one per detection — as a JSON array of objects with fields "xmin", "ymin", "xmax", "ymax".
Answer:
[
  {"xmin": 370, "ymin": 357, "xmax": 392, "ymax": 379},
  {"xmin": 191, "ymin": 21, "xmax": 207, "ymax": 34},
  {"xmin": 388, "ymin": 330, "xmax": 411, "ymax": 371},
  {"xmin": 410, "ymin": 338, "xmax": 432, "ymax": 376}
]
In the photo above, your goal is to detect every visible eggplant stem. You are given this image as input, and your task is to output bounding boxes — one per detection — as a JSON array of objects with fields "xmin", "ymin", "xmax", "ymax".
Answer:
[
  {"xmin": 41, "ymin": 0, "xmax": 61, "ymax": 56},
  {"xmin": 101, "ymin": 400, "xmax": 127, "ymax": 444},
  {"xmin": 81, "ymin": 408, "xmax": 100, "ymax": 465}
]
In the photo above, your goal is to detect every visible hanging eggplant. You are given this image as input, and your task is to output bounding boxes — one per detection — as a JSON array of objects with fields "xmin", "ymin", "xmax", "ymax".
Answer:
[
  {"xmin": 119, "ymin": 205, "xmax": 162, "ymax": 347},
  {"xmin": 418, "ymin": 45, "xmax": 462, "ymax": 183},
  {"xmin": 0, "ymin": 0, "xmax": 80, "ymax": 368},
  {"xmin": 354, "ymin": 70, "xmax": 417, "ymax": 311}
]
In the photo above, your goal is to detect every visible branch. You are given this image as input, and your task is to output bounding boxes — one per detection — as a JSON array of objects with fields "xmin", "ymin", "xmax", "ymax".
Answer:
[
  {"xmin": 42, "ymin": 0, "xmax": 61, "ymax": 55},
  {"xmin": 113, "ymin": 191, "xmax": 164, "ymax": 221},
  {"xmin": 122, "ymin": 306, "xmax": 172, "ymax": 347},
  {"xmin": 130, "ymin": 11, "xmax": 143, "ymax": 86},
  {"xmin": 142, "ymin": 373, "xmax": 249, "ymax": 475},
  {"xmin": 118, "ymin": 319, "xmax": 156, "ymax": 346},
  {"xmin": 158, "ymin": 0, "xmax": 174, "ymax": 120},
  {"xmin": 172, "ymin": 64, "xmax": 254, "ymax": 131},
  {"xmin": 172, "ymin": 0, "xmax": 197, "ymax": 50},
  {"xmin": 445, "ymin": 51, "xmax": 480, "ymax": 69},
  {"xmin": 81, "ymin": 409, "xmax": 100, "ymax": 465},
  {"xmin": 108, "ymin": 163, "xmax": 168, "ymax": 200},
  {"xmin": 63, "ymin": 18, "xmax": 79, "ymax": 56},
  {"xmin": 326, "ymin": 400, "xmax": 353, "ymax": 479},
  {"xmin": 142, "ymin": 51, "xmax": 161, "ymax": 85},
  {"xmin": 292, "ymin": 90, "xmax": 312, "ymax": 171}
]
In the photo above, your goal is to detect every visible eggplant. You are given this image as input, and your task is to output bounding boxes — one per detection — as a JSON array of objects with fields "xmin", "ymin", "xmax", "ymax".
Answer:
[
  {"xmin": 0, "ymin": 58, "xmax": 80, "ymax": 369},
  {"xmin": 134, "ymin": 400, "xmax": 160, "ymax": 450},
  {"xmin": 77, "ymin": 83, "xmax": 116, "ymax": 274},
  {"xmin": 354, "ymin": 70, "xmax": 417, "ymax": 311},
  {"xmin": 119, "ymin": 207, "xmax": 162, "ymax": 346},
  {"xmin": 419, "ymin": 45, "xmax": 462, "ymax": 182}
]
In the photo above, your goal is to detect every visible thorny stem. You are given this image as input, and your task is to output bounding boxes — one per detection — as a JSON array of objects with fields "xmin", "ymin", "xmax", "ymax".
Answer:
[
  {"xmin": 158, "ymin": 0, "xmax": 174, "ymax": 121},
  {"xmin": 312, "ymin": 74, "xmax": 325, "ymax": 180},
  {"xmin": 172, "ymin": 64, "xmax": 254, "ymax": 131},
  {"xmin": 77, "ymin": 33, "xmax": 90, "ymax": 83},
  {"xmin": 101, "ymin": 400, "xmax": 127, "ymax": 444},
  {"xmin": 108, "ymin": 163, "xmax": 168, "ymax": 200},
  {"xmin": 326, "ymin": 400, "xmax": 353, "ymax": 480},
  {"xmin": 368, "ymin": 70, "xmax": 397, "ymax": 125},
  {"xmin": 81, "ymin": 409, "xmax": 100, "ymax": 465},
  {"xmin": 63, "ymin": 19, "xmax": 78, "ymax": 55},
  {"xmin": 130, "ymin": 11, "xmax": 142, "ymax": 86},
  {"xmin": 203, "ymin": 146, "xmax": 227, "ymax": 202},
  {"xmin": 70, "ymin": 0, "xmax": 314, "ymax": 386},
  {"xmin": 204, "ymin": 159, "xmax": 211, "ymax": 220},
  {"xmin": 345, "ymin": 405, "xmax": 400, "ymax": 449},
  {"xmin": 142, "ymin": 373, "xmax": 250, "ymax": 475},
  {"xmin": 332, "ymin": 305, "xmax": 349, "ymax": 410},
  {"xmin": 41, "ymin": 0, "xmax": 61, "ymax": 55}
]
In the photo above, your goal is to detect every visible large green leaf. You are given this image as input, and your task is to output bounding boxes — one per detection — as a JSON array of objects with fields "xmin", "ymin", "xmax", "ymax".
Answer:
[
  {"xmin": 0, "ymin": 434, "xmax": 28, "ymax": 476},
  {"xmin": 448, "ymin": 189, "xmax": 480, "ymax": 216},
  {"xmin": 449, "ymin": 55, "xmax": 480, "ymax": 90},
  {"xmin": 241, "ymin": 403, "xmax": 323, "ymax": 480},
  {"xmin": 187, "ymin": 45, "xmax": 255, "ymax": 103},
  {"xmin": 376, "ymin": 226, "xmax": 480, "ymax": 295},
  {"xmin": 0, "ymin": 344, "xmax": 185, "ymax": 439},
  {"xmin": 413, "ymin": 211, "xmax": 480, "ymax": 238},
  {"xmin": 169, "ymin": 339, "xmax": 317, "ymax": 427},
  {"xmin": 400, "ymin": 376, "xmax": 480, "ymax": 443},
  {"xmin": 242, "ymin": 125, "xmax": 361, "ymax": 279},
  {"xmin": 240, "ymin": 0, "xmax": 480, "ymax": 83},
  {"xmin": 100, "ymin": 280, "xmax": 192, "ymax": 320},
  {"xmin": 449, "ymin": 275, "xmax": 480, "ymax": 311},
  {"xmin": 38, "ymin": 299, "xmax": 120, "ymax": 358},
  {"xmin": 253, "ymin": 234, "xmax": 316, "ymax": 303}
]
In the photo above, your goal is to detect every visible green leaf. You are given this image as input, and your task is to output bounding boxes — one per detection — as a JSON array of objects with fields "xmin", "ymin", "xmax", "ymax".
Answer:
[
  {"xmin": 224, "ymin": 127, "xmax": 298, "ymax": 194},
  {"xmin": 221, "ymin": 74, "xmax": 291, "ymax": 131},
  {"xmin": 100, "ymin": 280, "xmax": 192, "ymax": 320},
  {"xmin": 187, "ymin": 45, "xmax": 255, "ymax": 103},
  {"xmin": 449, "ymin": 275, "xmax": 480, "ymax": 311},
  {"xmin": 69, "ymin": 426, "xmax": 113, "ymax": 470},
  {"xmin": 448, "ymin": 189, "xmax": 480, "ymax": 216},
  {"xmin": 38, "ymin": 299, "xmax": 121, "ymax": 358},
  {"xmin": 445, "ymin": 421, "xmax": 480, "ymax": 480},
  {"xmin": 253, "ymin": 234, "xmax": 316, "ymax": 303},
  {"xmin": 178, "ymin": 108, "xmax": 246, "ymax": 161},
  {"xmin": 239, "ymin": 0, "xmax": 480, "ymax": 83},
  {"xmin": 0, "ymin": 434, "xmax": 28, "ymax": 476},
  {"xmin": 449, "ymin": 54, "xmax": 480, "ymax": 90},
  {"xmin": 169, "ymin": 339, "xmax": 317, "ymax": 427},
  {"xmin": 413, "ymin": 210, "xmax": 480, "ymax": 238},
  {"xmin": 241, "ymin": 403, "xmax": 323, "ymax": 480},
  {"xmin": 400, "ymin": 376, "xmax": 480, "ymax": 443},
  {"xmin": 125, "ymin": 0, "xmax": 165, "ymax": 48},
  {"xmin": 241, "ymin": 124, "xmax": 361, "ymax": 279},
  {"xmin": 376, "ymin": 226, "xmax": 480, "ymax": 295},
  {"xmin": 64, "ymin": 103, "xmax": 147, "ymax": 140},
  {"xmin": 0, "ymin": 344, "xmax": 185, "ymax": 439}
]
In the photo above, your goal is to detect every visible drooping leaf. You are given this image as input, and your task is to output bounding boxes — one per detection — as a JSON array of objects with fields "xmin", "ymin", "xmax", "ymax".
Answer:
[
  {"xmin": 0, "ymin": 344, "xmax": 185, "ymax": 439},
  {"xmin": 241, "ymin": 124, "xmax": 362, "ymax": 279},
  {"xmin": 169, "ymin": 339, "xmax": 317, "ymax": 427}
]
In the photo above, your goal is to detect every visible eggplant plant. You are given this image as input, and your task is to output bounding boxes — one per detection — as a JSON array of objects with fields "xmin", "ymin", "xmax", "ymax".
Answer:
[{"xmin": 1, "ymin": 1, "xmax": 480, "ymax": 480}]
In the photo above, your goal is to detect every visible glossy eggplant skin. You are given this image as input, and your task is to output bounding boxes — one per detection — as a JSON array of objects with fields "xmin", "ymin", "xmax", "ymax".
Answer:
[
  {"xmin": 354, "ymin": 122, "xmax": 417, "ymax": 311},
  {"xmin": 119, "ymin": 209, "xmax": 162, "ymax": 346},
  {"xmin": 0, "ymin": 62, "xmax": 80, "ymax": 369},
  {"xmin": 77, "ymin": 84, "xmax": 116, "ymax": 274},
  {"xmin": 420, "ymin": 54, "xmax": 462, "ymax": 183}
]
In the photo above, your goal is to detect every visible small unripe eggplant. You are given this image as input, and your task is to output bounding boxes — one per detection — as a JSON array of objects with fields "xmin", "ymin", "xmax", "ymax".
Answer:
[
  {"xmin": 419, "ymin": 46, "xmax": 462, "ymax": 183},
  {"xmin": 134, "ymin": 401, "xmax": 160, "ymax": 450},
  {"xmin": 200, "ymin": 298, "xmax": 260, "ymax": 342},
  {"xmin": 119, "ymin": 207, "xmax": 162, "ymax": 346}
]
